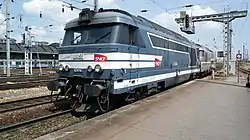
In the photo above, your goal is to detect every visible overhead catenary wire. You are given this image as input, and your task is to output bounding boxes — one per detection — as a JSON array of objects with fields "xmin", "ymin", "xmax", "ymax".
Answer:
[
  {"xmin": 0, "ymin": 0, "xmax": 86, "ymax": 47},
  {"xmin": 69, "ymin": 0, "xmax": 94, "ymax": 7},
  {"xmin": 145, "ymin": 0, "xmax": 230, "ymax": 13},
  {"xmin": 0, "ymin": 18, "xmax": 6, "ymax": 25},
  {"xmin": 236, "ymin": 1, "xmax": 249, "ymax": 39}
]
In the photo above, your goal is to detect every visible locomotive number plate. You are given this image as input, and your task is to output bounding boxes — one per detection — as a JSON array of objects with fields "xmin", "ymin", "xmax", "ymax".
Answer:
[{"xmin": 74, "ymin": 69, "xmax": 83, "ymax": 73}]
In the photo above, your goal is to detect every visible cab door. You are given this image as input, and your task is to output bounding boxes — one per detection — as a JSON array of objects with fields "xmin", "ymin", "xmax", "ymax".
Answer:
[{"xmin": 128, "ymin": 26, "xmax": 139, "ymax": 87}]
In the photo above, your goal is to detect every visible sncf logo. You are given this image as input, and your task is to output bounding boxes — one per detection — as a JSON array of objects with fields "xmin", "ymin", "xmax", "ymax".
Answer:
[
  {"xmin": 94, "ymin": 54, "xmax": 107, "ymax": 62},
  {"xmin": 155, "ymin": 58, "xmax": 161, "ymax": 67}
]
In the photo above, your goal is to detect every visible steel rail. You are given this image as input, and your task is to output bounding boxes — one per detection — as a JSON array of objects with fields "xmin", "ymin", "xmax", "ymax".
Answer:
[
  {"xmin": 0, "ymin": 75, "xmax": 57, "ymax": 84},
  {"xmin": 0, "ymin": 80, "xmax": 55, "ymax": 90},
  {"xmin": 0, "ymin": 94, "xmax": 60, "ymax": 114},
  {"xmin": 239, "ymin": 67, "xmax": 250, "ymax": 74},
  {"xmin": 0, "ymin": 109, "xmax": 72, "ymax": 133}
]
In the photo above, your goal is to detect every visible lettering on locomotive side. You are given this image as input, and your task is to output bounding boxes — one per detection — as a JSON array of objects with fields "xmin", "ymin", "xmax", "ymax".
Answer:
[
  {"xmin": 73, "ymin": 53, "xmax": 84, "ymax": 60},
  {"xmin": 94, "ymin": 54, "xmax": 107, "ymax": 62}
]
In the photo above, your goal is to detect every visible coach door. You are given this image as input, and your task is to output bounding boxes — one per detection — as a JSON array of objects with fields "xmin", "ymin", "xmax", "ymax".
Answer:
[{"xmin": 128, "ymin": 26, "xmax": 139, "ymax": 86}]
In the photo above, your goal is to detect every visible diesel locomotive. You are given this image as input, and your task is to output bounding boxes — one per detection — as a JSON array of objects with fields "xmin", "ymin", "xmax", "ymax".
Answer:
[{"xmin": 47, "ymin": 8, "xmax": 215, "ymax": 114}]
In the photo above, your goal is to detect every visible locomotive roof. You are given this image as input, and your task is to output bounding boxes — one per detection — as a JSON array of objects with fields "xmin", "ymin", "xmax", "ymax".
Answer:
[
  {"xmin": 196, "ymin": 44, "xmax": 213, "ymax": 53},
  {"xmin": 65, "ymin": 9, "xmax": 192, "ymax": 46}
]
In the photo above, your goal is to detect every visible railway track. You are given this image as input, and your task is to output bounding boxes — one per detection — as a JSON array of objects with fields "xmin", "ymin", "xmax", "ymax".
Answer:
[
  {"xmin": 238, "ymin": 66, "xmax": 250, "ymax": 75},
  {"xmin": 0, "ymin": 71, "xmax": 57, "ymax": 90},
  {"xmin": 0, "ymin": 79, "xmax": 56, "ymax": 90},
  {"xmin": 0, "ymin": 76, "xmax": 210, "ymax": 139},
  {"xmin": 0, "ymin": 109, "xmax": 72, "ymax": 133},
  {"xmin": 0, "ymin": 93, "xmax": 73, "ymax": 134},
  {"xmin": 0, "ymin": 68, "xmax": 56, "ymax": 75},
  {"xmin": 0, "ymin": 74, "xmax": 58, "ymax": 83},
  {"xmin": 0, "ymin": 74, "xmax": 57, "ymax": 90},
  {"xmin": 0, "ymin": 94, "xmax": 60, "ymax": 114}
]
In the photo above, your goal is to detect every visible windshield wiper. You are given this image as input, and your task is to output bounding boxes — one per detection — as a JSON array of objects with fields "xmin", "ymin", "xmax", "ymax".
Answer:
[
  {"xmin": 94, "ymin": 32, "xmax": 111, "ymax": 43},
  {"xmin": 70, "ymin": 34, "xmax": 82, "ymax": 44}
]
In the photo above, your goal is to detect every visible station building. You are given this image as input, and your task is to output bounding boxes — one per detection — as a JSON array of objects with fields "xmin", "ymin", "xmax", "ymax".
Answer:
[{"xmin": 0, "ymin": 38, "xmax": 59, "ymax": 68}]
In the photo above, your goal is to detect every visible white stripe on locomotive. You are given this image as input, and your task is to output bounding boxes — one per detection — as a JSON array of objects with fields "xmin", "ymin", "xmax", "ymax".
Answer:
[{"xmin": 113, "ymin": 69, "xmax": 199, "ymax": 90}]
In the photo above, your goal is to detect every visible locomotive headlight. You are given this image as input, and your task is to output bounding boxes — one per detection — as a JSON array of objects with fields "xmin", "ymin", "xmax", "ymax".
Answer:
[
  {"xmin": 64, "ymin": 65, "xmax": 70, "ymax": 72},
  {"xmin": 59, "ymin": 64, "xmax": 64, "ymax": 71},
  {"xmin": 87, "ymin": 65, "xmax": 93, "ymax": 72},
  {"xmin": 94, "ymin": 64, "xmax": 102, "ymax": 73}
]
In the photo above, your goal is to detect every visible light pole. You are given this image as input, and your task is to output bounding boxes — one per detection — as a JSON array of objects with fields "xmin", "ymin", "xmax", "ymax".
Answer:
[
  {"xmin": 94, "ymin": 0, "xmax": 99, "ymax": 12},
  {"xmin": 53, "ymin": 54, "xmax": 55, "ymax": 68},
  {"xmin": 59, "ymin": 39, "xmax": 63, "ymax": 47},
  {"xmin": 5, "ymin": 0, "xmax": 11, "ymax": 77}
]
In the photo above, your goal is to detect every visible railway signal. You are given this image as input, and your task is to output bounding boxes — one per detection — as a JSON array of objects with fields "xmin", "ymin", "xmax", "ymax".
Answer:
[
  {"xmin": 175, "ymin": 10, "xmax": 248, "ymax": 77},
  {"xmin": 236, "ymin": 53, "xmax": 242, "ymax": 83},
  {"xmin": 185, "ymin": 14, "xmax": 189, "ymax": 28},
  {"xmin": 236, "ymin": 53, "xmax": 242, "ymax": 61}
]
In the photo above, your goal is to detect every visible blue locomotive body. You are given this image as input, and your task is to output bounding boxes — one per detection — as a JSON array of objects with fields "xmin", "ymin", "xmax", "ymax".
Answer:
[{"xmin": 48, "ymin": 9, "xmax": 200, "ymax": 113}]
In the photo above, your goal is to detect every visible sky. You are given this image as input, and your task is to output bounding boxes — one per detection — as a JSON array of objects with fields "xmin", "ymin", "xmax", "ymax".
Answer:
[{"xmin": 0, "ymin": 0, "xmax": 249, "ymax": 57}]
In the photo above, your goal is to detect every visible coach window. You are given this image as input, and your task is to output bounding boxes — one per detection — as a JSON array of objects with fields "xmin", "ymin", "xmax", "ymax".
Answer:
[
  {"xmin": 191, "ymin": 48, "xmax": 197, "ymax": 66},
  {"xmin": 196, "ymin": 48, "xmax": 200, "ymax": 58},
  {"xmin": 200, "ymin": 50, "xmax": 205, "ymax": 57}
]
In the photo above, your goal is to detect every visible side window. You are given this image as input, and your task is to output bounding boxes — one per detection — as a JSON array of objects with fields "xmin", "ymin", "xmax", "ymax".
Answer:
[
  {"xmin": 150, "ymin": 35, "xmax": 158, "ymax": 46},
  {"xmin": 128, "ymin": 27, "xmax": 146, "ymax": 47},
  {"xmin": 190, "ymin": 48, "xmax": 197, "ymax": 66},
  {"xmin": 135, "ymin": 30, "xmax": 146, "ymax": 47},
  {"xmin": 159, "ymin": 37, "xmax": 164, "ymax": 48},
  {"xmin": 169, "ymin": 41, "xmax": 174, "ymax": 50},
  {"xmin": 150, "ymin": 35, "xmax": 160, "ymax": 47},
  {"xmin": 115, "ymin": 24, "xmax": 129, "ymax": 44},
  {"xmin": 164, "ymin": 40, "xmax": 169, "ymax": 49},
  {"xmin": 149, "ymin": 35, "xmax": 164, "ymax": 48},
  {"xmin": 182, "ymin": 45, "xmax": 188, "ymax": 52},
  {"xmin": 196, "ymin": 48, "xmax": 200, "ymax": 58},
  {"xmin": 129, "ymin": 26, "xmax": 136, "ymax": 45}
]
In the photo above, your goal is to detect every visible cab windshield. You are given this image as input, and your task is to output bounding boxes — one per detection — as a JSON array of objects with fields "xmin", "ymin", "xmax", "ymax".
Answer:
[
  {"xmin": 62, "ymin": 24, "xmax": 114, "ymax": 46},
  {"xmin": 61, "ymin": 23, "xmax": 146, "ymax": 47}
]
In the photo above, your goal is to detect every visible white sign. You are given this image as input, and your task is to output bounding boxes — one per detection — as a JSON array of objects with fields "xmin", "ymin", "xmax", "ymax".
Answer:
[{"xmin": 236, "ymin": 54, "xmax": 242, "ymax": 60}]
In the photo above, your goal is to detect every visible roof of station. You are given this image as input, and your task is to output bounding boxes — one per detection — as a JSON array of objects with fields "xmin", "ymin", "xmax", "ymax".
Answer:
[{"xmin": 0, "ymin": 43, "xmax": 59, "ymax": 54}]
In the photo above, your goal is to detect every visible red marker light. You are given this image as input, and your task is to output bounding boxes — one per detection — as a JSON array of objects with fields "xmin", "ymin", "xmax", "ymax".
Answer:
[
  {"xmin": 94, "ymin": 54, "xmax": 107, "ymax": 62},
  {"xmin": 155, "ymin": 58, "xmax": 161, "ymax": 67}
]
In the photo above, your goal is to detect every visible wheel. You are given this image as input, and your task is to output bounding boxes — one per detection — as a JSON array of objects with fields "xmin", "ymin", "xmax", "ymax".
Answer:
[
  {"xmin": 71, "ymin": 85, "xmax": 84, "ymax": 110},
  {"xmin": 97, "ymin": 91, "xmax": 110, "ymax": 112}
]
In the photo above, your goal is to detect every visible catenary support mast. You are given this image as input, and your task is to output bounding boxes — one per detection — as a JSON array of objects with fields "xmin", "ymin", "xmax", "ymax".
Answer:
[
  {"xmin": 175, "ymin": 10, "xmax": 248, "ymax": 76},
  {"xmin": 5, "ymin": 0, "xmax": 11, "ymax": 77},
  {"xmin": 94, "ymin": 0, "xmax": 99, "ymax": 12}
]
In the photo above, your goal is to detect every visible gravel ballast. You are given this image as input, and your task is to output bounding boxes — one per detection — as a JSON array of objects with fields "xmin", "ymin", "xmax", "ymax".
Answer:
[{"xmin": 0, "ymin": 86, "xmax": 59, "ymax": 103}]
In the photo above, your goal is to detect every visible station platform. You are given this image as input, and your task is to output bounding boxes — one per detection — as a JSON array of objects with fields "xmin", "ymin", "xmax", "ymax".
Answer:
[{"xmin": 36, "ymin": 76, "xmax": 250, "ymax": 140}]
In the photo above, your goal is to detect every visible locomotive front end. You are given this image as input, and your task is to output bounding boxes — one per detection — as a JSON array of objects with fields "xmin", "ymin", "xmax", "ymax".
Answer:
[{"xmin": 47, "ymin": 8, "xmax": 119, "ymax": 114}]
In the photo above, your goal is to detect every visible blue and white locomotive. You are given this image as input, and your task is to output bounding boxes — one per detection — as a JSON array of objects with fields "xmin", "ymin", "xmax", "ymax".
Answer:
[{"xmin": 47, "ymin": 8, "xmax": 202, "ymax": 113}]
